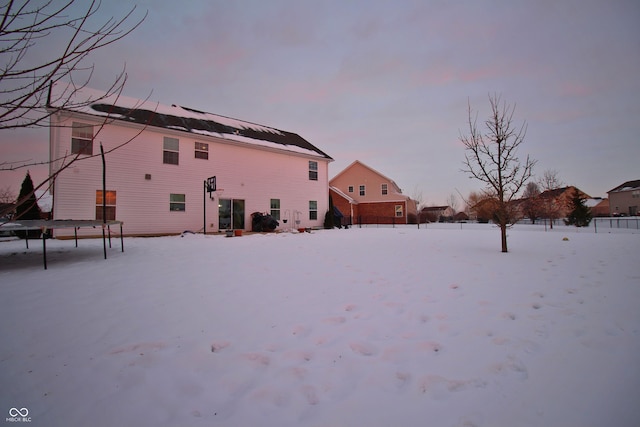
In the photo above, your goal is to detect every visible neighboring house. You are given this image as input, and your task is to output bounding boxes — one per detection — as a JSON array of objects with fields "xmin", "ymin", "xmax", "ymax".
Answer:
[
  {"xmin": 48, "ymin": 82, "xmax": 332, "ymax": 236},
  {"xmin": 453, "ymin": 211, "xmax": 469, "ymax": 222},
  {"xmin": 608, "ymin": 180, "xmax": 640, "ymax": 216},
  {"xmin": 513, "ymin": 186, "xmax": 591, "ymax": 220},
  {"xmin": 329, "ymin": 160, "xmax": 417, "ymax": 225},
  {"xmin": 587, "ymin": 198, "xmax": 609, "ymax": 217},
  {"xmin": 420, "ymin": 205, "xmax": 455, "ymax": 222}
]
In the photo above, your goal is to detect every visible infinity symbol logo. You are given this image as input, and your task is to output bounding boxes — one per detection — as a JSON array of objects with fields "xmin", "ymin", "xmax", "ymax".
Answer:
[{"xmin": 9, "ymin": 407, "xmax": 29, "ymax": 417}]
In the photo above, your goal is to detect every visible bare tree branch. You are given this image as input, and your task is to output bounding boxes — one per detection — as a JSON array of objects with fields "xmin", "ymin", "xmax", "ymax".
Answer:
[
  {"xmin": 0, "ymin": 0, "xmax": 147, "ymax": 130},
  {"xmin": 0, "ymin": 1, "xmax": 149, "ymax": 220}
]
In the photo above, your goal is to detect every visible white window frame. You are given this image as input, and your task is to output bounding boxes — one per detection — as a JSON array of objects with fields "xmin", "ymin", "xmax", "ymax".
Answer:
[
  {"xmin": 95, "ymin": 190, "xmax": 116, "ymax": 220},
  {"xmin": 194, "ymin": 142, "xmax": 208, "ymax": 160},
  {"xmin": 309, "ymin": 161, "xmax": 318, "ymax": 180},
  {"xmin": 71, "ymin": 122, "xmax": 94, "ymax": 155},
  {"xmin": 163, "ymin": 137, "xmax": 179, "ymax": 165},
  {"xmin": 170, "ymin": 193, "xmax": 186, "ymax": 211},
  {"xmin": 309, "ymin": 200, "xmax": 318, "ymax": 220},
  {"xmin": 270, "ymin": 199, "xmax": 280, "ymax": 220}
]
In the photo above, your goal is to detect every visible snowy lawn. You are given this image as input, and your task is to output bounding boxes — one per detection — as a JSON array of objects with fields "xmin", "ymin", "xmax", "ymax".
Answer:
[{"xmin": 1, "ymin": 225, "xmax": 639, "ymax": 427}]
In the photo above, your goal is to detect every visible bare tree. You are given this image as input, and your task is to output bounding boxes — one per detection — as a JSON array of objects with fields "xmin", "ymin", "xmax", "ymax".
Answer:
[
  {"xmin": 411, "ymin": 186, "xmax": 428, "ymax": 224},
  {"xmin": 465, "ymin": 190, "xmax": 498, "ymax": 223},
  {"xmin": 0, "ymin": 185, "xmax": 16, "ymax": 212},
  {"xmin": 460, "ymin": 94, "xmax": 536, "ymax": 252},
  {"xmin": 0, "ymin": 0, "xmax": 147, "ymax": 220},
  {"xmin": 446, "ymin": 193, "xmax": 458, "ymax": 214},
  {"xmin": 539, "ymin": 169, "xmax": 564, "ymax": 191},
  {"xmin": 538, "ymin": 169, "xmax": 564, "ymax": 229},
  {"xmin": 520, "ymin": 181, "xmax": 541, "ymax": 223},
  {"xmin": 0, "ymin": 0, "xmax": 146, "ymax": 130}
]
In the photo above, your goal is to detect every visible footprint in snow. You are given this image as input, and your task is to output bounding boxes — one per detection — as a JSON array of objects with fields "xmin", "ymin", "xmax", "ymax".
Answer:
[
  {"xmin": 210, "ymin": 341, "xmax": 231, "ymax": 353},
  {"xmin": 417, "ymin": 341, "xmax": 443, "ymax": 354},
  {"xmin": 283, "ymin": 350, "xmax": 313, "ymax": 362},
  {"xmin": 502, "ymin": 312, "xmax": 517, "ymax": 320},
  {"xmin": 243, "ymin": 352, "xmax": 270, "ymax": 367},
  {"xmin": 301, "ymin": 384, "xmax": 319, "ymax": 405},
  {"xmin": 322, "ymin": 316, "xmax": 347, "ymax": 325},
  {"xmin": 110, "ymin": 341, "xmax": 167, "ymax": 355},
  {"xmin": 418, "ymin": 375, "xmax": 486, "ymax": 400},
  {"xmin": 349, "ymin": 341, "xmax": 378, "ymax": 356},
  {"xmin": 292, "ymin": 324, "xmax": 311, "ymax": 337},
  {"xmin": 395, "ymin": 371, "xmax": 412, "ymax": 391},
  {"xmin": 489, "ymin": 355, "xmax": 528, "ymax": 380}
]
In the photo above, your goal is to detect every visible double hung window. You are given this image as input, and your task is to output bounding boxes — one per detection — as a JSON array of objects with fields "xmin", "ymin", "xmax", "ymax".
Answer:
[
  {"xmin": 309, "ymin": 161, "xmax": 318, "ymax": 180},
  {"xmin": 96, "ymin": 190, "xmax": 116, "ymax": 220},
  {"xmin": 72, "ymin": 122, "xmax": 94, "ymax": 155},
  {"xmin": 170, "ymin": 193, "xmax": 186, "ymax": 211},
  {"xmin": 163, "ymin": 137, "xmax": 179, "ymax": 165}
]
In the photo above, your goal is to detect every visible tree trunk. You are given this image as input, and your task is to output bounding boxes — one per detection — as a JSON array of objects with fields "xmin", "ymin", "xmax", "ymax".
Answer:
[{"xmin": 500, "ymin": 223, "xmax": 508, "ymax": 253}]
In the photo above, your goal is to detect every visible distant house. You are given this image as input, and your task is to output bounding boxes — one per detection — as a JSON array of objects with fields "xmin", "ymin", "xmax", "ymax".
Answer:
[
  {"xmin": 453, "ymin": 211, "xmax": 469, "ymax": 222},
  {"xmin": 329, "ymin": 160, "xmax": 417, "ymax": 225},
  {"xmin": 509, "ymin": 185, "xmax": 593, "ymax": 224},
  {"xmin": 421, "ymin": 206, "xmax": 455, "ymax": 222},
  {"xmin": 588, "ymin": 198, "xmax": 609, "ymax": 217},
  {"xmin": 47, "ymin": 82, "xmax": 333, "ymax": 236},
  {"xmin": 538, "ymin": 186, "xmax": 590, "ymax": 217},
  {"xmin": 608, "ymin": 180, "xmax": 640, "ymax": 216}
]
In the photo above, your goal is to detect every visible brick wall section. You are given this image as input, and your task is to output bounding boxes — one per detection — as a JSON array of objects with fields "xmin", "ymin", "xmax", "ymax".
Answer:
[
  {"xmin": 330, "ymin": 189, "xmax": 358, "ymax": 225},
  {"xmin": 359, "ymin": 201, "xmax": 405, "ymax": 224},
  {"xmin": 330, "ymin": 189, "xmax": 408, "ymax": 225}
]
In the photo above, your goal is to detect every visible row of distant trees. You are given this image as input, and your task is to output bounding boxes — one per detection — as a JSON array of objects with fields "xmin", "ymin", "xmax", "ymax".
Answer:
[
  {"xmin": 466, "ymin": 169, "xmax": 564, "ymax": 225},
  {"xmin": 415, "ymin": 167, "xmax": 591, "ymax": 228}
]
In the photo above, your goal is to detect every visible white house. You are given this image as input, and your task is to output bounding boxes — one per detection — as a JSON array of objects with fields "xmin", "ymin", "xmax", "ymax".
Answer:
[{"xmin": 47, "ymin": 82, "xmax": 333, "ymax": 236}]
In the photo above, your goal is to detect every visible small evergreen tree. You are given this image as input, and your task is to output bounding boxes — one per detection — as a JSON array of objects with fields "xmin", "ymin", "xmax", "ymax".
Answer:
[
  {"xmin": 324, "ymin": 195, "xmax": 336, "ymax": 229},
  {"xmin": 564, "ymin": 192, "xmax": 592, "ymax": 227},
  {"xmin": 15, "ymin": 172, "xmax": 42, "ymax": 238}
]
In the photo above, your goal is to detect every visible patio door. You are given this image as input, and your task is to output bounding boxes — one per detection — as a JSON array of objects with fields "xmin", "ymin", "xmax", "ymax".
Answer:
[{"xmin": 218, "ymin": 199, "xmax": 245, "ymax": 230}]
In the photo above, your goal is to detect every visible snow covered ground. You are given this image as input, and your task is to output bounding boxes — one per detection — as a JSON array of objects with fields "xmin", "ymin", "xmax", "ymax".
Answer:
[{"xmin": 1, "ymin": 224, "xmax": 639, "ymax": 427}]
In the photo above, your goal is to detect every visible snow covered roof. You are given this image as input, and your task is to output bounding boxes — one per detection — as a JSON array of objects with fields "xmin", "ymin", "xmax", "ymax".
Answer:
[
  {"xmin": 48, "ymin": 82, "xmax": 332, "ymax": 160},
  {"xmin": 608, "ymin": 180, "xmax": 640, "ymax": 193}
]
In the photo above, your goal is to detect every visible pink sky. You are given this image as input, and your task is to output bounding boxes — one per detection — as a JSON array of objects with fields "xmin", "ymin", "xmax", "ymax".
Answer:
[{"xmin": 1, "ymin": 0, "xmax": 639, "ymax": 204}]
